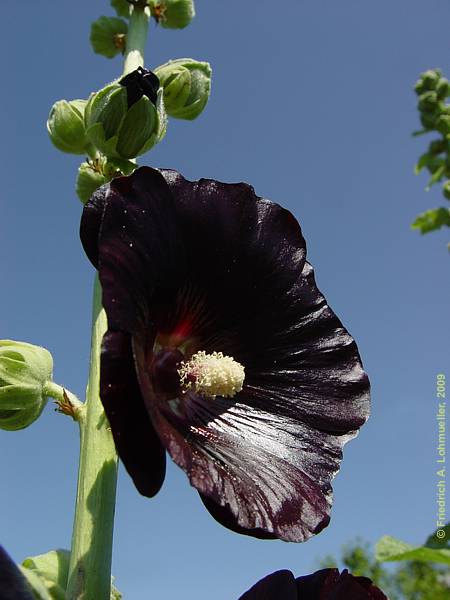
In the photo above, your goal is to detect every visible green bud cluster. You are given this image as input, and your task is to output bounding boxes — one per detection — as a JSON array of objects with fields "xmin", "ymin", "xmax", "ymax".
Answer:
[
  {"xmin": 48, "ymin": 68, "xmax": 167, "ymax": 202},
  {"xmin": 0, "ymin": 340, "xmax": 53, "ymax": 431},
  {"xmin": 48, "ymin": 0, "xmax": 206, "ymax": 207},
  {"xmin": 154, "ymin": 58, "xmax": 211, "ymax": 120},
  {"xmin": 413, "ymin": 68, "xmax": 450, "ymax": 243},
  {"xmin": 84, "ymin": 69, "xmax": 167, "ymax": 159}
]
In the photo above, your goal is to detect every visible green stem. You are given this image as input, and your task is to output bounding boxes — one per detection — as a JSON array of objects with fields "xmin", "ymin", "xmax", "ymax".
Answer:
[
  {"xmin": 66, "ymin": 278, "xmax": 118, "ymax": 600},
  {"xmin": 123, "ymin": 4, "xmax": 150, "ymax": 76},
  {"xmin": 65, "ymin": 7, "xmax": 151, "ymax": 597}
]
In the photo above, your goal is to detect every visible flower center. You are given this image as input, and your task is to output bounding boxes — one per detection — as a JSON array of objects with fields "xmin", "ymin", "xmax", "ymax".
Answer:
[{"xmin": 178, "ymin": 351, "xmax": 245, "ymax": 399}]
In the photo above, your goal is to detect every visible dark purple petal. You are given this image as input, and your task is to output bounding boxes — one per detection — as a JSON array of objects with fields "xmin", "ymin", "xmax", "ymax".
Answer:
[
  {"xmin": 101, "ymin": 330, "xmax": 165, "ymax": 497},
  {"xmin": 95, "ymin": 168, "xmax": 183, "ymax": 334},
  {"xmin": 198, "ymin": 493, "xmax": 277, "ymax": 540},
  {"xmin": 296, "ymin": 569, "xmax": 388, "ymax": 599},
  {"xmin": 80, "ymin": 183, "xmax": 109, "ymax": 268},
  {"xmin": 238, "ymin": 570, "xmax": 297, "ymax": 600},
  {"xmin": 0, "ymin": 546, "xmax": 35, "ymax": 600}
]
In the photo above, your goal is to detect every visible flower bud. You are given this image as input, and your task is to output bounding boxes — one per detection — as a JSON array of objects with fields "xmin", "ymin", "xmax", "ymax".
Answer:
[
  {"xmin": 85, "ymin": 67, "xmax": 167, "ymax": 159},
  {"xmin": 47, "ymin": 99, "xmax": 89, "ymax": 155},
  {"xmin": 415, "ymin": 69, "xmax": 441, "ymax": 95},
  {"xmin": 154, "ymin": 58, "xmax": 211, "ymax": 120},
  {"xmin": 0, "ymin": 340, "xmax": 53, "ymax": 431},
  {"xmin": 76, "ymin": 162, "xmax": 108, "ymax": 204},
  {"xmin": 76, "ymin": 157, "xmax": 137, "ymax": 204},
  {"xmin": 149, "ymin": 0, "xmax": 195, "ymax": 29},
  {"xmin": 90, "ymin": 16, "xmax": 128, "ymax": 58}
]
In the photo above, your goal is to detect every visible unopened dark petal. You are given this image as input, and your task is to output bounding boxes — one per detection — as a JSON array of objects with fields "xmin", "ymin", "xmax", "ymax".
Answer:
[
  {"xmin": 120, "ymin": 67, "xmax": 159, "ymax": 107},
  {"xmin": 238, "ymin": 570, "xmax": 297, "ymax": 600},
  {"xmin": 0, "ymin": 546, "xmax": 35, "ymax": 600},
  {"xmin": 101, "ymin": 330, "xmax": 165, "ymax": 497},
  {"xmin": 295, "ymin": 569, "xmax": 388, "ymax": 599}
]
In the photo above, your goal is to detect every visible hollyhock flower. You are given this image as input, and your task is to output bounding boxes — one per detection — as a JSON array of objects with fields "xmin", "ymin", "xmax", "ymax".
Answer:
[
  {"xmin": 238, "ymin": 568, "xmax": 388, "ymax": 599},
  {"xmin": 80, "ymin": 166, "xmax": 370, "ymax": 542}
]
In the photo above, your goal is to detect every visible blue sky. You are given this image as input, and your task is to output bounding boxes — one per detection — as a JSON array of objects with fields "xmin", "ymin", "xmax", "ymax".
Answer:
[{"xmin": 1, "ymin": 0, "xmax": 450, "ymax": 598}]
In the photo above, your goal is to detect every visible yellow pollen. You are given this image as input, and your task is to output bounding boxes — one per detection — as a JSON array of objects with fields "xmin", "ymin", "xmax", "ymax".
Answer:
[{"xmin": 178, "ymin": 351, "xmax": 245, "ymax": 399}]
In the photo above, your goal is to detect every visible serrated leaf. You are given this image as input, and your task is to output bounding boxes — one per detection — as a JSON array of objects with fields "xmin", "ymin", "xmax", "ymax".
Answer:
[
  {"xmin": 411, "ymin": 207, "xmax": 450, "ymax": 234},
  {"xmin": 375, "ymin": 535, "xmax": 450, "ymax": 565}
]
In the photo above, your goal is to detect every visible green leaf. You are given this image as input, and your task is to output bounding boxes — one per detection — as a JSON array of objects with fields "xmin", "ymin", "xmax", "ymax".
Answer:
[
  {"xmin": 426, "ymin": 163, "xmax": 446, "ymax": 189},
  {"xmin": 415, "ymin": 152, "xmax": 432, "ymax": 174},
  {"xmin": 19, "ymin": 567, "xmax": 53, "ymax": 600},
  {"xmin": 411, "ymin": 207, "xmax": 450, "ymax": 234},
  {"xmin": 20, "ymin": 548, "xmax": 122, "ymax": 600},
  {"xmin": 376, "ymin": 535, "xmax": 450, "ymax": 565}
]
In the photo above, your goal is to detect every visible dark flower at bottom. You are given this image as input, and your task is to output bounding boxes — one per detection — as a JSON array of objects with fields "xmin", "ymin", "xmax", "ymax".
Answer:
[
  {"xmin": 239, "ymin": 568, "xmax": 388, "ymax": 600},
  {"xmin": 0, "ymin": 546, "xmax": 34, "ymax": 600},
  {"xmin": 80, "ymin": 166, "xmax": 370, "ymax": 542}
]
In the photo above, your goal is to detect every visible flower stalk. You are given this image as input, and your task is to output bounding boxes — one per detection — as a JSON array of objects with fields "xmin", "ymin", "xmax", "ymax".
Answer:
[
  {"xmin": 66, "ymin": 278, "xmax": 118, "ymax": 600},
  {"xmin": 123, "ymin": 3, "xmax": 150, "ymax": 75}
]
